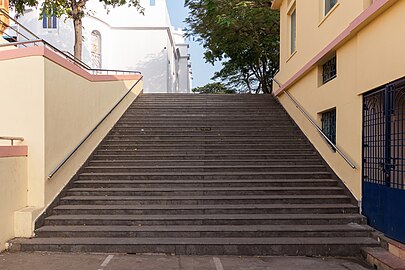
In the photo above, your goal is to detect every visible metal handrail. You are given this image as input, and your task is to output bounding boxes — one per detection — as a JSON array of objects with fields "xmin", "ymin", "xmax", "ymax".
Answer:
[
  {"xmin": 1, "ymin": 20, "xmax": 32, "ymax": 42},
  {"xmin": 0, "ymin": 136, "xmax": 24, "ymax": 146},
  {"xmin": 272, "ymin": 78, "xmax": 356, "ymax": 169},
  {"xmin": 63, "ymin": 50, "xmax": 92, "ymax": 70},
  {"xmin": 48, "ymin": 77, "xmax": 143, "ymax": 179},
  {"xmin": 0, "ymin": 8, "xmax": 40, "ymax": 40},
  {"xmin": 0, "ymin": 39, "xmax": 42, "ymax": 47}
]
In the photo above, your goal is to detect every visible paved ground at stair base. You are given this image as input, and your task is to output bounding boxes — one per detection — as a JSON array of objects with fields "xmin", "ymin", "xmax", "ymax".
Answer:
[{"xmin": 0, "ymin": 252, "xmax": 372, "ymax": 270}]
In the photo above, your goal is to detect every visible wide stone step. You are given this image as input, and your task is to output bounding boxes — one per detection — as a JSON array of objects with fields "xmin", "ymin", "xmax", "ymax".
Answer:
[
  {"xmin": 59, "ymin": 195, "xmax": 351, "ymax": 205},
  {"xmin": 103, "ymin": 137, "xmax": 305, "ymax": 143},
  {"xmin": 15, "ymin": 94, "xmax": 375, "ymax": 257},
  {"xmin": 98, "ymin": 143, "xmax": 311, "ymax": 150},
  {"xmin": 102, "ymin": 138, "xmax": 307, "ymax": 144},
  {"xmin": 82, "ymin": 165, "xmax": 328, "ymax": 173},
  {"xmin": 108, "ymin": 130, "xmax": 299, "ymax": 135},
  {"xmin": 35, "ymin": 224, "xmax": 371, "ymax": 238},
  {"xmin": 96, "ymin": 149, "xmax": 317, "ymax": 156},
  {"xmin": 78, "ymin": 171, "xmax": 332, "ymax": 180},
  {"xmin": 73, "ymin": 179, "xmax": 338, "ymax": 188},
  {"xmin": 12, "ymin": 236, "xmax": 379, "ymax": 256},
  {"xmin": 117, "ymin": 121, "xmax": 292, "ymax": 127},
  {"xmin": 116, "ymin": 124, "xmax": 293, "ymax": 129},
  {"xmin": 65, "ymin": 186, "xmax": 342, "ymax": 196},
  {"xmin": 51, "ymin": 204, "xmax": 358, "ymax": 215},
  {"xmin": 92, "ymin": 153, "xmax": 319, "ymax": 161},
  {"xmin": 42, "ymin": 214, "xmax": 366, "ymax": 226},
  {"xmin": 87, "ymin": 159, "xmax": 323, "ymax": 167}
]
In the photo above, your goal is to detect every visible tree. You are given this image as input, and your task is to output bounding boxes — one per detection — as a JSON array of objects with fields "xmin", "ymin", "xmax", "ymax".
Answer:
[
  {"xmin": 10, "ymin": 0, "xmax": 144, "ymax": 60},
  {"xmin": 192, "ymin": 82, "xmax": 235, "ymax": 94},
  {"xmin": 185, "ymin": 0, "xmax": 279, "ymax": 94}
]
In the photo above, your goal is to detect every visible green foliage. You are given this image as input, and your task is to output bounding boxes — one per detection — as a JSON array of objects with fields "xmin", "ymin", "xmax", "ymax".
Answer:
[
  {"xmin": 185, "ymin": 0, "xmax": 279, "ymax": 94},
  {"xmin": 11, "ymin": 0, "xmax": 144, "ymax": 19},
  {"xmin": 192, "ymin": 82, "xmax": 236, "ymax": 94}
]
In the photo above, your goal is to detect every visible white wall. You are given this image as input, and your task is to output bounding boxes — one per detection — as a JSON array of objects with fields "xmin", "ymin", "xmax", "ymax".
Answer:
[{"xmin": 12, "ymin": 0, "xmax": 192, "ymax": 93}]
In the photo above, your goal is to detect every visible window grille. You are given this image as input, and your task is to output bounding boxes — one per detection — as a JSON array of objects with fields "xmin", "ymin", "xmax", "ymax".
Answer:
[
  {"xmin": 322, "ymin": 55, "xmax": 336, "ymax": 84},
  {"xmin": 322, "ymin": 109, "xmax": 336, "ymax": 150}
]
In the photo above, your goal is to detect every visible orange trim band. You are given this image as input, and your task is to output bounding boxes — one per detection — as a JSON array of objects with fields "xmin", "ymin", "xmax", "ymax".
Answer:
[
  {"xmin": 0, "ymin": 46, "xmax": 142, "ymax": 82},
  {"xmin": 0, "ymin": 146, "xmax": 28, "ymax": 157}
]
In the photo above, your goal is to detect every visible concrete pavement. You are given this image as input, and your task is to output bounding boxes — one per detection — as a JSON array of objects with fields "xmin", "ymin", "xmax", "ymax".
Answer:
[{"xmin": 0, "ymin": 252, "xmax": 372, "ymax": 270}]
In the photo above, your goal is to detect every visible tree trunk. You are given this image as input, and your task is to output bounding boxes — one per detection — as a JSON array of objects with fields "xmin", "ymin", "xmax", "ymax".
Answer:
[{"xmin": 73, "ymin": 17, "xmax": 83, "ymax": 61}]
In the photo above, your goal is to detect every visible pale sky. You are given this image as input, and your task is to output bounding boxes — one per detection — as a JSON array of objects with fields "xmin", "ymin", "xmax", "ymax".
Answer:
[{"xmin": 165, "ymin": 0, "xmax": 222, "ymax": 88}]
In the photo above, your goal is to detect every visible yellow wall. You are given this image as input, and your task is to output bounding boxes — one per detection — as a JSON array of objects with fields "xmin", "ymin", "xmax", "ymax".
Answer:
[
  {"xmin": 277, "ymin": 0, "xmax": 372, "ymax": 84},
  {"xmin": 44, "ymin": 58, "xmax": 143, "ymax": 206},
  {"xmin": 0, "ymin": 52, "xmax": 143, "ymax": 239},
  {"xmin": 0, "ymin": 157, "xmax": 27, "ymax": 251},
  {"xmin": 274, "ymin": 0, "xmax": 404, "ymax": 199}
]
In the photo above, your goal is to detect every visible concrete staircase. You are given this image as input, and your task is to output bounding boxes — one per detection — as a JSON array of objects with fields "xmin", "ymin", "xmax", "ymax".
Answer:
[{"xmin": 10, "ymin": 94, "xmax": 378, "ymax": 255}]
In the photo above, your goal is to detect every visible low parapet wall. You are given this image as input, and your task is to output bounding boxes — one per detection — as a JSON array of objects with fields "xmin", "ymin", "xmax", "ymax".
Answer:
[
  {"xmin": 0, "ymin": 45, "xmax": 143, "ymax": 247},
  {"xmin": 0, "ymin": 146, "xmax": 28, "ymax": 251}
]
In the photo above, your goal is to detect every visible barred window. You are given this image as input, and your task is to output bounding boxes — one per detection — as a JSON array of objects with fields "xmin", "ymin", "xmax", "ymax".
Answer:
[
  {"xmin": 322, "ymin": 55, "xmax": 336, "ymax": 84},
  {"xmin": 322, "ymin": 109, "xmax": 336, "ymax": 150}
]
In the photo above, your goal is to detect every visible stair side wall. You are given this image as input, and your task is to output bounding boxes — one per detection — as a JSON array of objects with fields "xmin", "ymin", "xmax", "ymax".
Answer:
[{"xmin": 0, "ymin": 46, "xmax": 143, "ymax": 241}]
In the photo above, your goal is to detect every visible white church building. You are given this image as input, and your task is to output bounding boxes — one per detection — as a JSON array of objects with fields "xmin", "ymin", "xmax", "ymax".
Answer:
[{"xmin": 12, "ymin": 0, "xmax": 193, "ymax": 93}]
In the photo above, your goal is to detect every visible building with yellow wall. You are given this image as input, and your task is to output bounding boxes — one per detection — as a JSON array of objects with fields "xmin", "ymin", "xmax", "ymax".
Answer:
[{"xmin": 272, "ymin": 0, "xmax": 405, "ymax": 243}]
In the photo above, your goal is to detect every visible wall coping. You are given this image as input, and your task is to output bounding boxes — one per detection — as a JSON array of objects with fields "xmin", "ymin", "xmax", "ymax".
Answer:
[
  {"xmin": 0, "ymin": 146, "xmax": 28, "ymax": 157},
  {"xmin": 0, "ymin": 46, "xmax": 142, "ymax": 83},
  {"xmin": 274, "ymin": 0, "xmax": 396, "ymax": 96}
]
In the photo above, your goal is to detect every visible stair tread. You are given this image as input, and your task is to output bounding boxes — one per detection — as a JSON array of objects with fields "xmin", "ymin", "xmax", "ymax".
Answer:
[
  {"xmin": 84, "ymin": 165, "xmax": 325, "ymax": 169},
  {"xmin": 61, "ymin": 194, "xmax": 349, "ymax": 200},
  {"xmin": 44, "ymin": 213, "xmax": 364, "ymax": 220},
  {"xmin": 79, "ymin": 172, "xmax": 330, "ymax": 176},
  {"xmin": 54, "ymin": 203, "xmax": 357, "ymax": 210},
  {"xmin": 68, "ymin": 187, "xmax": 341, "ymax": 191},
  {"xmin": 12, "ymin": 237, "xmax": 379, "ymax": 245},
  {"xmin": 74, "ymin": 179, "xmax": 337, "ymax": 183},
  {"xmin": 36, "ymin": 224, "xmax": 369, "ymax": 232}
]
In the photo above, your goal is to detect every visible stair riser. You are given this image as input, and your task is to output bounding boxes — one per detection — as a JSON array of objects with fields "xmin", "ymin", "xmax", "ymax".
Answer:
[
  {"xmin": 72, "ymin": 181, "xmax": 337, "ymax": 188},
  {"xmin": 97, "ymin": 145, "xmax": 312, "ymax": 150},
  {"xmin": 92, "ymin": 154, "xmax": 320, "ymax": 161},
  {"xmin": 65, "ymin": 189, "xmax": 343, "ymax": 196},
  {"xmin": 81, "ymin": 167, "xmax": 328, "ymax": 173},
  {"xmin": 114, "ymin": 124, "xmax": 297, "ymax": 128},
  {"xmin": 106, "ymin": 134, "xmax": 301, "ymax": 139},
  {"xmin": 87, "ymin": 160, "xmax": 323, "ymax": 167},
  {"xmin": 102, "ymin": 139, "xmax": 307, "ymax": 145},
  {"xmin": 35, "ymin": 231, "xmax": 369, "ymax": 239},
  {"xmin": 59, "ymin": 198, "xmax": 351, "ymax": 205},
  {"xmin": 111, "ymin": 127, "xmax": 303, "ymax": 132},
  {"xmin": 43, "ymin": 218, "xmax": 365, "ymax": 226},
  {"xmin": 116, "ymin": 117, "xmax": 292, "ymax": 121},
  {"xmin": 78, "ymin": 173, "xmax": 332, "ymax": 180},
  {"xmin": 109, "ymin": 127, "xmax": 298, "ymax": 132},
  {"xmin": 95, "ymin": 150, "xmax": 317, "ymax": 155},
  {"xmin": 51, "ymin": 208, "xmax": 358, "ymax": 216},
  {"xmin": 116, "ymin": 121, "xmax": 294, "ymax": 126}
]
